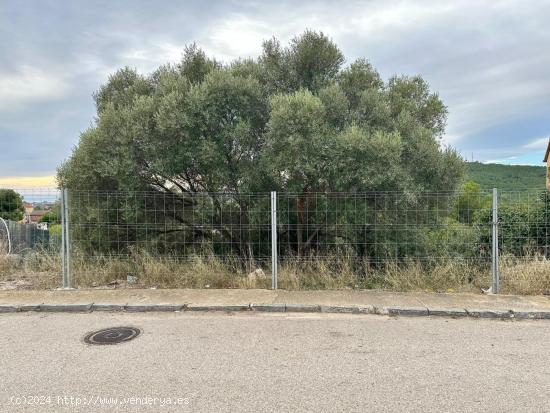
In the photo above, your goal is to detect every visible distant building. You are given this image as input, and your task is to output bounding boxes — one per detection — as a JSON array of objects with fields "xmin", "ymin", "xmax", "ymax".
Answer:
[
  {"xmin": 24, "ymin": 209, "xmax": 47, "ymax": 224},
  {"xmin": 545, "ymin": 138, "xmax": 550, "ymax": 190},
  {"xmin": 23, "ymin": 202, "xmax": 33, "ymax": 214},
  {"xmin": 29, "ymin": 210, "xmax": 46, "ymax": 223}
]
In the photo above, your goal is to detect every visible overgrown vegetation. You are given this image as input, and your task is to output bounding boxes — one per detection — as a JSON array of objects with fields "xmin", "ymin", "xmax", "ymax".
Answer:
[
  {"xmin": 58, "ymin": 30, "xmax": 464, "ymax": 263},
  {"xmin": 3, "ymin": 248, "xmax": 550, "ymax": 295},
  {"xmin": 3, "ymin": 31, "xmax": 548, "ymax": 294},
  {"xmin": 466, "ymin": 162, "xmax": 546, "ymax": 190}
]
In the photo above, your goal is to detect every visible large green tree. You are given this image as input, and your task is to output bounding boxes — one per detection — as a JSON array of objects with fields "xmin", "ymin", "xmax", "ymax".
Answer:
[
  {"xmin": 0, "ymin": 189, "xmax": 25, "ymax": 221},
  {"xmin": 58, "ymin": 31, "xmax": 465, "ymax": 259}
]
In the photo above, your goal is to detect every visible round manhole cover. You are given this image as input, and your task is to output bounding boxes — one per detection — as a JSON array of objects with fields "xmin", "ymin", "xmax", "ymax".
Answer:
[{"xmin": 84, "ymin": 327, "xmax": 141, "ymax": 345}]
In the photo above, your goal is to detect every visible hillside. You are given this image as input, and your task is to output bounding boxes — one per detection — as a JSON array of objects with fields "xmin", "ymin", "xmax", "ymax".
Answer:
[{"xmin": 466, "ymin": 162, "xmax": 546, "ymax": 190}]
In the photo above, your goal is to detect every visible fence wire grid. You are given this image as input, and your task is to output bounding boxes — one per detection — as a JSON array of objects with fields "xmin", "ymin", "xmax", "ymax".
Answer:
[{"xmin": 1, "ymin": 187, "xmax": 549, "ymax": 294}]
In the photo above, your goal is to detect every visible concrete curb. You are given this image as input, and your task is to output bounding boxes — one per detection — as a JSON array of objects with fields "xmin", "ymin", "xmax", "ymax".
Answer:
[
  {"xmin": 320, "ymin": 305, "xmax": 374, "ymax": 314},
  {"xmin": 387, "ymin": 306, "xmax": 429, "ymax": 317},
  {"xmin": 0, "ymin": 305, "xmax": 18, "ymax": 313},
  {"xmin": 18, "ymin": 304, "xmax": 42, "ymax": 312},
  {"xmin": 92, "ymin": 304, "xmax": 126, "ymax": 312},
  {"xmin": 39, "ymin": 304, "xmax": 94, "ymax": 312},
  {"xmin": 1, "ymin": 302, "xmax": 549, "ymax": 320},
  {"xmin": 512, "ymin": 311, "xmax": 550, "ymax": 320},
  {"xmin": 465, "ymin": 309, "xmax": 515, "ymax": 319},
  {"xmin": 251, "ymin": 303, "xmax": 286, "ymax": 312},
  {"xmin": 125, "ymin": 304, "xmax": 185, "ymax": 312},
  {"xmin": 427, "ymin": 308, "xmax": 468, "ymax": 317},
  {"xmin": 186, "ymin": 305, "xmax": 249, "ymax": 312},
  {"xmin": 285, "ymin": 304, "xmax": 321, "ymax": 313}
]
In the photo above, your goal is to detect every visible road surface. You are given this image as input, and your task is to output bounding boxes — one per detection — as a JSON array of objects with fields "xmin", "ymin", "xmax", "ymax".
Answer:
[{"xmin": 0, "ymin": 312, "xmax": 549, "ymax": 412}]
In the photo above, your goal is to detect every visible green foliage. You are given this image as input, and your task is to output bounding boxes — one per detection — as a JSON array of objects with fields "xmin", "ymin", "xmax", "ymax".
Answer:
[
  {"xmin": 424, "ymin": 218, "xmax": 486, "ymax": 259},
  {"xmin": 466, "ymin": 162, "xmax": 546, "ymax": 190},
  {"xmin": 454, "ymin": 181, "xmax": 490, "ymax": 223},
  {"xmin": 0, "ymin": 189, "xmax": 24, "ymax": 221},
  {"xmin": 474, "ymin": 191, "xmax": 550, "ymax": 256},
  {"xmin": 287, "ymin": 30, "xmax": 344, "ymax": 92},
  {"xmin": 39, "ymin": 202, "xmax": 61, "ymax": 224},
  {"xmin": 93, "ymin": 67, "xmax": 153, "ymax": 115},
  {"xmin": 338, "ymin": 59, "xmax": 383, "ymax": 108},
  {"xmin": 49, "ymin": 224, "xmax": 62, "ymax": 236},
  {"xmin": 178, "ymin": 43, "xmax": 220, "ymax": 84},
  {"xmin": 58, "ymin": 30, "xmax": 465, "ymax": 259},
  {"xmin": 258, "ymin": 30, "xmax": 344, "ymax": 94},
  {"xmin": 60, "ymin": 31, "xmax": 463, "ymax": 195},
  {"xmin": 264, "ymin": 89, "xmax": 327, "ymax": 191}
]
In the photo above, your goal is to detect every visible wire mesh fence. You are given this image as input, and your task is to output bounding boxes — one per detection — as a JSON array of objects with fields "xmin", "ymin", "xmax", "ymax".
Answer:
[
  {"xmin": 275, "ymin": 191, "xmax": 495, "ymax": 290},
  {"xmin": 494, "ymin": 190, "xmax": 550, "ymax": 294},
  {"xmin": 0, "ymin": 188, "xmax": 61, "ymax": 253},
  {"xmin": 67, "ymin": 190, "xmax": 273, "ymax": 288},
  {"xmin": 0, "ymin": 188, "xmax": 61, "ymax": 289},
  {"xmin": 276, "ymin": 191, "xmax": 493, "ymax": 261},
  {"xmin": 1, "ymin": 186, "xmax": 549, "ymax": 294}
]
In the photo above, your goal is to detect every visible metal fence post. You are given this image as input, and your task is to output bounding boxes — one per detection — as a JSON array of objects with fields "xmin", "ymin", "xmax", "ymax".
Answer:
[
  {"xmin": 62, "ymin": 188, "xmax": 72, "ymax": 289},
  {"xmin": 491, "ymin": 188, "xmax": 499, "ymax": 293},
  {"xmin": 271, "ymin": 191, "xmax": 278, "ymax": 290},
  {"xmin": 60, "ymin": 188, "xmax": 66, "ymax": 287}
]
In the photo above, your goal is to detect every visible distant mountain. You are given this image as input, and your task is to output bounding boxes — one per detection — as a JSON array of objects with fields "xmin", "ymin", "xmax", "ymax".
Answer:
[{"xmin": 466, "ymin": 162, "xmax": 546, "ymax": 190}]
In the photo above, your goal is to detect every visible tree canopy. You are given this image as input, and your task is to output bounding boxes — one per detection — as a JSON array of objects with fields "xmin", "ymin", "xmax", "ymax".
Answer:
[
  {"xmin": 57, "ymin": 31, "xmax": 466, "ymax": 260},
  {"xmin": 58, "ymin": 30, "xmax": 464, "ymax": 195},
  {"xmin": 0, "ymin": 189, "xmax": 25, "ymax": 221}
]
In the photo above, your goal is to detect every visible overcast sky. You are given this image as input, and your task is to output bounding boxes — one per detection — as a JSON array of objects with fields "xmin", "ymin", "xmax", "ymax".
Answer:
[{"xmin": 1, "ymin": 0, "xmax": 549, "ymax": 181}]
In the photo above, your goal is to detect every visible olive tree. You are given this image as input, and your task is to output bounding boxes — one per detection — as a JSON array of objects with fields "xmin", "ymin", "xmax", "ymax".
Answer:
[{"xmin": 58, "ymin": 31, "xmax": 465, "ymax": 259}]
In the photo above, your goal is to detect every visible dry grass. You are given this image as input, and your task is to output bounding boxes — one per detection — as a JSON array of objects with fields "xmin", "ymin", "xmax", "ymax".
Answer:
[
  {"xmin": 71, "ymin": 252, "xmax": 271, "ymax": 289},
  {"xmin": 275, "ymin": 255, "xmax": 492, "ymax": 293},
  {"xmin": 499, "ymin": 255, "xmax": 550, "ymax": 295},
  {"xmin": 1, "ymin": 249, "xmax": 549, "ymax": 295},
  {"xmin": 381, "ymin": 259, "xmax": 490, "ymax": 293},
  {"xmin": 0, "ymin": 250, "xmax": 60, "ymax": 290},
  {"xmin": 277, "ymin": 257, "xmax": 363, "ymax": 290}
]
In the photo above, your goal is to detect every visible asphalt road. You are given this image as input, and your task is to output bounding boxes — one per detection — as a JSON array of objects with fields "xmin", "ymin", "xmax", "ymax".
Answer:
[{"xmin": 0, "ymin": 312, "xmax": 549, "ymax": 413}]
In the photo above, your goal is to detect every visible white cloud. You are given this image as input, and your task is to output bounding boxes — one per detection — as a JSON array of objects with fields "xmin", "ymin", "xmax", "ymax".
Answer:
[
  {"xmin": 197, "ymin": 0, "xmax": 550, "ymax": 149},
  {"xmin": 2, "ymin": 0, "xmax": 550, "ymax": 174},
  {"xmin": 120, "ymin": 43, "xmax": 184, "ymax": 73},
  {"xmin": 523, "ymin": 137, "xmax": 550, "ymax": 150},
  {"xmin": 483, "ymin": 157, "xmax": 517, "ymax": 164},
  {"xmin": 0, "ymin": 66, "xmax": 70, "ymax": 109},
  {"xmin": 200, "ymin": 14, "xmax": 279, "ymax": 62}
]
